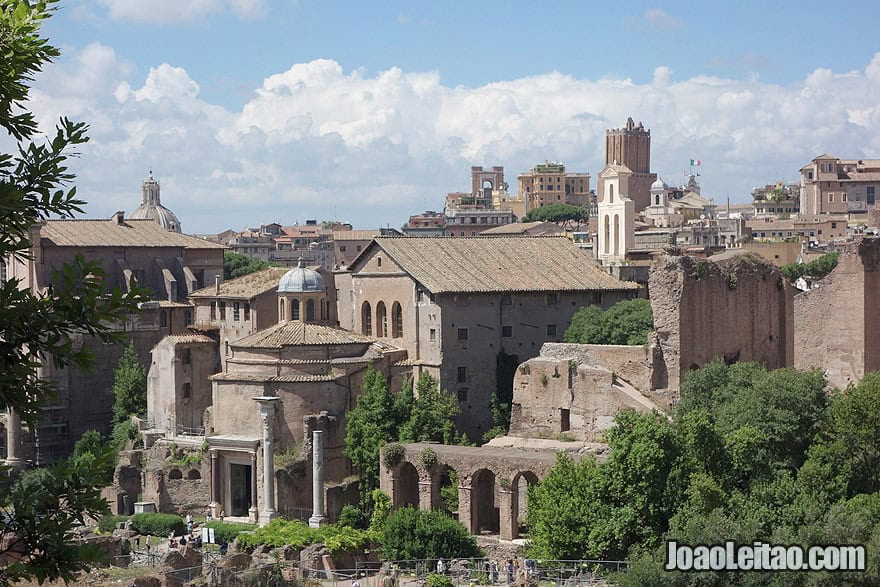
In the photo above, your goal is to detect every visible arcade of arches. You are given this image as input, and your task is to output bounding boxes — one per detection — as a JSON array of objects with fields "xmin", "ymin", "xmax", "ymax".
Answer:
[
  {"xmin": 379, "ymin": 442, "xmax": 560, "ymax": 540},
  {"xmin": 360, "ymin": 300, "xmax": 404, "ymax": 338}
]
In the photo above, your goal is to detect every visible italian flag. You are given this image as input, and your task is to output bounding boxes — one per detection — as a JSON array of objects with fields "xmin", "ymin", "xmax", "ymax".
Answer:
[{"xmin": 690, "ymin": 159, "xmax": 701, "ymax": 166}]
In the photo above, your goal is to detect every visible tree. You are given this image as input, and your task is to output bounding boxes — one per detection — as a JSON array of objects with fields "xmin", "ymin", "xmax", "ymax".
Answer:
[
  {"xmin": 564, "ymin": 298, "xmax": 654, "ymax": 346},
  {"xmin": 111, "ymin": 341, "xmax": 147, "ymax": 425},
  {"xmin": 522, "ymin": 203, "xmax": 590, "ymax": 229},
  {"xmin": 0, "ymin": 2, "xmax": 145, "ymax": 582},
  {"xmin": 380, "ymin": 507, "xmax": 481, "ymax": 561},
  {"xmin": 223, "ymin": 251, "xmax": 274, "ymax": 280},
  {"xmin": 780, "ymin": 252, "xmax": 840, "ymax": 282},
  {"xmin": 399, "ymin": 373, "xmax": 461, "ymax": 445}
]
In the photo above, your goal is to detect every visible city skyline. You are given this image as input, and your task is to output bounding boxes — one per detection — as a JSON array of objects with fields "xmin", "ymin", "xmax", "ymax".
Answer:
[{"xmin": 22, "ymin": 0, "xmax": 880, "ymax": 232}]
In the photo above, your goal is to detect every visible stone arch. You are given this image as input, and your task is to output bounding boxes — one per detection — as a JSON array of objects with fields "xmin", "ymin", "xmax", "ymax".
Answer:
[
  {"xmin": 292, "ymin": 299, "xmax": 300, "ymax": 321},
  {"xmin": 470, "ymin": 468, "xmax": 498, "ymax": 533},
  {"xmin": 376, "ymin": 301, "xmax": 387, "ymax": 337},
  {"xmin": 431, "ymin": 463, "xmax": 459, "ymax": 515},
  {"xmin": 361, "ymin": 301, "xmax": 372, "ymax": 336},
  {"xmin": 507, "ymin": 470, "xmax": 539, "ymax": 539},
  {"xmin": 391, "ymin": 302, "xmax": 403, "ymax": 338},
  {"xmin": 168, "ymin": 469, "xmax": 183, "ymax": 480},
  {"xmin": 396, "ymin": 461, "xmax": 419, "ymax": 509},
  {"xmin": 187, "ymin": 469, "xmax": 201, "ymax": 480},
  {"xmin": 306, "ymin": 299, "xmax": 315, "ymax": 321}
]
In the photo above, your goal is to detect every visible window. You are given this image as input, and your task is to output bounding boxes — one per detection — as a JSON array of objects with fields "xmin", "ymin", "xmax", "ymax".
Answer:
[
  {"xmin": 547, "ymin": 324, "xmax": 557, "ymax": 336},
  {"xmin": 831, "ymin": 222, "xmax": 837, "ymax": 229},
  {"xmin": 377, "ymin": 257, "xmax": 382, "ymax": 267},
  {"xmin": 233, "ymin": 302, "xmax": 240, "ymax": 321},
  {"xmin": 160, "ymin": 311, "xmax": 168, "ymax": 328},
  {"xmin": 182, "ymin": 348, "xmax": 191, "ymax": 365},
  {"xmin": 429, "ymin": 328, "xmax": 436, "ymax": 342},
  {"xmin": 209, "ymin": 302, "xmax": 216, "ymax": 320},
  {"xmin": 843, "ymin": 193, "xmax": 848, "ymax": 202},
  {"xmin": 376, "ymin": 301, "xmax": 387, "ymax": 336},
  {"xmin": 457, "ymin": 328, "xmax": 468, "ymax": 341},
  {"xmin": 182, "ymin": 383, "xmax": 191, "ymax": 399},
  {"xmin": 828, "ymin": 193, "xmax": 834, "ymax": 202},
  {"xmin": 591, "ymin": 293, "xmax": 603, "ymax": 306},
  {"xmin": 391, "ymin": 302, "xmax": 403, "ymax": 338},
  {"xmin": 457, "ymin": 366, "xmax": 467, "ymax": 383},
  {"xmin": 339, "ymin": 245, "xmax": 346, "ymax": 252},
  {"xmin": 306, "ymin": 299, "xmax": 315, "ymax": 321},
  {"xmin": 470, "ymin": 217, "xmax": 477, "ymax": 224},
  {"xmin": 457, "ymin": 388, "xmax": 468, "ymax": 402},
  {"xmin": 219, "ymin": 302, "xmax": 226, "ymax": 320},
  {"xmin": 560, "ymin": 408, "xmax": 570, "ymax": 432},
  {"xmin": 471, "ymin": 231, "xmax": 476, "ymax": 236},
  {"xmin": 807, "ymin": 171, "xmax": 813, "ymax": 180},
  {"xmin": 547, "ymin": 293, "xmax": 558, "ymax": 305},
  {"xmin": 184, "ymin": 310, "xmax": 192, "ymax": 326},
  {"xmin": 502, "ymin": 325, "xmax": 512, "ymax": 337},
  {"xmin": 292, "ymin": 299, "xmax": 300, "ymax": 321},
  {"xmin": 501, "ymin": 293, "xmax": 512, "ymax": 305},
  {"xmin": 244, "ymin": 303, "xmax": 250, "ymax": 321},
  {"xmin": 361, "ymin": 302, "xmax": 372, "ymax": 335},
  {"xmin": 356, "ymin": 245, "xmax": 362, "ymax": 252},
  {"xmin": 869, "ymin": 186, "xmax": 876, "ymax": 205}
]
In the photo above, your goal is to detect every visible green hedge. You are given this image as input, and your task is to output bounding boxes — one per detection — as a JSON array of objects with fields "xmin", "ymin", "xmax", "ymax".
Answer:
[
  {"xmin": 130, "ymin": 513, "xmax": 186, "ymax": 537},
  {"xmin": 98, "ymin": 514, "xmax": 129, "ymax": 534},
  {"xmin": 236, "ymin": 518, "xmax": 378, "ymax": 554},
  {"xmin": 204, "ymin": 521, "xmax": 257, "ymax": 544},
  {"xmin": 380, "ymin": 507, "xmax": 481, "ymax": 561}
]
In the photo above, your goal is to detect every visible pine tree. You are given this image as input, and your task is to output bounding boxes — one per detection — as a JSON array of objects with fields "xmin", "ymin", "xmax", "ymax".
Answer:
[{"xmin": 112, "ymin": 341, "xmax": 147, "ymax": 425}]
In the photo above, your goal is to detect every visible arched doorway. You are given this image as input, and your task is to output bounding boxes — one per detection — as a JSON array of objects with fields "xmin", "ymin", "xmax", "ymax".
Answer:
[
  {"xmin": 361, "ymin": 301, "xmax": 372, "ymax": 335},
  {"xmin": 397, "ymin": 462, "xmax": 419, "ymax": 508},
  {"xmin": 509, "ymin": 471, "xmax": 539, "ymax": 539},
  {"xmin": 431, "ymin": 464, "xmax": 459, "ymax": 518},
  {"xmin": 470, "ymin": 469, "xmax": 498, "ymax": 533}
]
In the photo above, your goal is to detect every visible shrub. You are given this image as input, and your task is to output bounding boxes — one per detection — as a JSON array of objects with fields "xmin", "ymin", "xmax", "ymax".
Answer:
[
  {"xmin": 98, "ymin": 514, "xmax": 129, "ymax": 534},
  {"xmin": 235, "ymin": 518, "xmax": 377, "ymax": 554},
  {"xmin": 130, "ymin": 513, "xmax": 186, "ymax": 537},
  {"xmin": 419, "ymin": 447, "xmax": 438, "ymax": 470},
  {"xmin": 338, "ymin": 504, "xmax": 369, "ymax": 530},
  {"xmin": 382, "ymin": 442, "xmax": 405, "ymax": 468},
  {"xmin": 427, "ymin": 574, "xmax": 455, "ymax": 587},
  {"xmin": 370, "ymin": 489, "xmax": 392, "ymax": 531},
  {"xmin": 381, "ymin": 507, "xmax": 481, "ymax": 561},
  {"xmin": 204, "ymin": 521, "xmax": 257, "ymax": 544}
]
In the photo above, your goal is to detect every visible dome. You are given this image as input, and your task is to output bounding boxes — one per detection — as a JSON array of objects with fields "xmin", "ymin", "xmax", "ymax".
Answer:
[
  {"xmin": 651, "ymin": 177, "xmax": 668, "ymax": 191},
  {"xmin": 130, "ymin": 173, "xmax": 182, "ymax": 233},
  {"xmin": 278, "ymin": 266, "xmax": 326, "ymax": 293},
  {"xmin": 130, "ymin": 202, "xmax": 182, "ymax": 232}
]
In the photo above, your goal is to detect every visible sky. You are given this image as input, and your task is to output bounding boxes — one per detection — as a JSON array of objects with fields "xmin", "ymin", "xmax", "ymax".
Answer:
[{"xmin": 25, "ymin": 0, "xmax": 880, "ymax": 233}]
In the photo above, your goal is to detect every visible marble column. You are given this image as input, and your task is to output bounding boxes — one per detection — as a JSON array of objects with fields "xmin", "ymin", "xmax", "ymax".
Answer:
[
  {"xmin": 209, "ymin": 449, "xmax": 221, "ymax": 518},
  {"xmin": 308, "ymin": 430, "xmax": 327, "ymax": 527},
  {"xmin": 249, "ymin": 451, "xmax": 259, "ymax": 523},
  {"xmin": 5, "ymin": 408, "xmax": 22, "ymax": 469},
  {"xmin": 253, "ymin": 396, "xmax": 279, "ymax": 526}
]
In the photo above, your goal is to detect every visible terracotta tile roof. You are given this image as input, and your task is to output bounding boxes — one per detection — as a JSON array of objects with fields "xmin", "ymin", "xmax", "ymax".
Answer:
[
  {"xmin": 40, "ymin": 219, "xmax": 226, "ymax": 249},
  {"xmin": 362, "ymin": 236, "xmax": 638, "ymax": 294},
  {"xmin": 480, "ymin": 222, "xmax": 563, "ymax": 235},
  {"xmin": 210, "ymin": 372, "xmax": 337, "ymax": 383},
  {"xmin": 190, "ymin": 267, "xmax": 289, "ymax": 299},
  {"xmin": 163, "ymin": 334, "xmax": 216, "ymax": 344},
  {"xmin": 332, "ymin": 230, "xmax": 383, "ymax": 241},
  {"xmin": 231, "ymin": 322, "xmax": 373, "ymax": 348}
]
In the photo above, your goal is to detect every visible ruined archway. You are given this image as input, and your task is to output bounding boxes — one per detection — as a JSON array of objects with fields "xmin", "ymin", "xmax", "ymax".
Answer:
[
  {"xmin": 397, "ymin": 461, "xmax": 419, "ymax": 509},
  {"xmin": 470, "ymin": 468, "xmax": 498, "ymax": 533},
  {"xmin": 431, "ymin": 464, "xmax": 459, "ymax": 517},
  {"xmin": 507, "ymin": 470, "xmax": 539, "ymax": 539}
]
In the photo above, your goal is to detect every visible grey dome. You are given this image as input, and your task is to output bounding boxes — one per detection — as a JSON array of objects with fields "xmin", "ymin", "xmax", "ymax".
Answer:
[
  {"xmin": 278, "ymin": 266, "xmax": 326, "ymax": 293},
  {"xmin": 130, "ymin": 174, "xmax": 182, "ymax": 233},
  {"xmin": 651, "ymin": 177, "xmax": 668, "ymax": 191}
]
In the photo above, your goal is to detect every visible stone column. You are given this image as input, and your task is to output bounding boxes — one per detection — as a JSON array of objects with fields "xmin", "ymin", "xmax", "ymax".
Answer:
[
  {"xmin": 458, "ymin": 484, "xmax": 473, "ymax": 534},
  {"xmin": 498, "ymin": 489, "xmax": 515, "ymax": 541},
  {"xmin": 5, "ymin": 408, "xmax": 22, "ymax": 469},
  {"xmin": 253, "ymin": 396, "xmax": 279, "ymax": 526},
  {"xmin": 249, "ymin": 451, "xmax": 259, "ymax": 523},
  {"xmin": 209, "ymin": 449, "xmax": 221, "ymax": 518},
  {"xmin": 308, "ymin": 430, "xmax": 327, "ymax": 527},
  {"xmin": 418, "ymin": 479, "xmax": 433, "ymax": 511}
]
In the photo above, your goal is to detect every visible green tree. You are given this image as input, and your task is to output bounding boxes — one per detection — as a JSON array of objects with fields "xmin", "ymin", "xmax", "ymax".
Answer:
[
  {"xmin": 111, "ymin": 341, "xmax": 147, "ymax": 425},
  {"xmin": 0, "ymin": 2, "xmax": 146, "ymax": 583},
  {"xmin": 522, "ymin": 203, "xmax": 590, "ymax": 228},
  {"xmin": 223, "ymin": 251, "xmax": 274, "ymax": 280},
  {"xmin": 564, "ymin": 298, "xmax": 654, "ymax": 345},
  {"xmin": 780, "ymin": 252, "xmax": 840, "ymax": 282},
  {"xmin": 399, "ymin": 373, "xmax": 460, "ymax": 445},
  {"xmin": 380, "ymin": 507, "xmax": 481, "ymax": 561},
  {"xmin": 344, "ymin": 367, "xmax": 399, "ymax": 501}
]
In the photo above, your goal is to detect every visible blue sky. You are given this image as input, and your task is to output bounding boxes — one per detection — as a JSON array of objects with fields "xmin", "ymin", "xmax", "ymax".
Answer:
[{"xmin": 31, "ymin": 0, "xmax": 880, "ymax": 232}]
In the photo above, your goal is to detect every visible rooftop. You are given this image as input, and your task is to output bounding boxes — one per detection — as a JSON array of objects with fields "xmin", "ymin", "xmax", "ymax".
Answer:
[
  {"xmin": 191, "ymin": 267, "xmax": 289, "ymax": 299},
  {"xmin": 40, "ymin": 218, "xmax": 226, "ymax": 249},
  {"xmin": 231, "ymin": 321, "xmax": 374, "ymax": 348},
  {"xmin": 356, "ymin": 236, "xmax": 639, "ymax": 294}
]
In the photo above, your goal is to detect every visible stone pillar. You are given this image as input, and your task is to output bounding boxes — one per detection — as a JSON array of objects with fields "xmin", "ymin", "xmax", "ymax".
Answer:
[
  {"xmin": 249, "ymin": 451, "xmax": 259, "ymax": 523},
  {"xmin": 458, "ymin": 484, "xmax": 473, "ymax": 534},
  {"xmin": 209, "ymin": 449, "xmax": 221, "ymax": 518},
  {"xmin": 309, "ymin": 430, "xmax": 327, "ymax": 527},
  {"xmin": 5, "ymin": 408, "xmax": 22, "ymax": 469},
  {"xmin": 253, "ymin": 396, "xmax": 279, "ymax": 526},
  {"xmin": 418, "ymin": 479, "xmax": 433, "ymax": 511},
  {"xmin": 498, "ymin": 489, "xmax": 515, "ymax": 540}
]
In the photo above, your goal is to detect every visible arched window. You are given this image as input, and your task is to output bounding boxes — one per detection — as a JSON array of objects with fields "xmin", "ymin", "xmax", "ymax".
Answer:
[
  {"xmin": 609, "ymin": 183, "xmax": 614, "ymax": 203},
  {"xmin": 613, "ymin": 214, "xmax": 620, "ymax": 256},
  {"xmin": 391, "ymin": 302, "xmax": 403, "ymax": 338},
  {"xmin": 184, "ymin": 310, "xmax": 192, "ymax": 326},
  {"xmin": 655, "ymin": 194, "xmax": 660, "ymax": 206},
  {"xmin": 306, "ymin": 299, "xmax": 315, "ymax": 321},
  {"xmin": 361, "ymin": 301, "xmax": 372, "ymax": 336},
  {"xmin": 280, "ymin": 299, "xmax": 285, "ymax": 321},
  {"xmin": 376, "ymin": 301, "xmax": 387, "ymax": 337},
  {"xmin": 603, "ymin": 214, "xmax": 610, "ymax": 255},
  {"xmin": 291, "ymin": 299, "xmax": 300, "ymax": 321},
  {"xmin": 0, "ymin": 258, "xmax": 6, "ymax": 283}
]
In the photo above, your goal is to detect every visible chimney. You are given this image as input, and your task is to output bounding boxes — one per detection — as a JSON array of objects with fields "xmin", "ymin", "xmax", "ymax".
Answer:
[
  {"xmin": 215, "ymin": 274, "xmax": 221, "ymax": 295},
  {"xmin": 114, "ymin": 211, "xmax": 125, "ymax": 225}
]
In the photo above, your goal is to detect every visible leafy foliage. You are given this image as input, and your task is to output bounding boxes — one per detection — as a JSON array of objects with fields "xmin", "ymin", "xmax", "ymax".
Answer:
[
  {"xmin": 72, "ymin": 429, "xmax": 116, "ymax": 485},
  {"xmin": 112, "ymin": 341, "xmax": 147, "ymax": 425},
  {"xmin": 337, "ymin": 504, "xmax": 369, "ymax": 530},
  {"xmin": 439, "ymin": 470, "xmax": 459, "ymax": 514},
  {"xmin": 236, "ymin": 518, "xmax": 377, "ymax": 555},
  {"xmin": 564, "ymin": 299, "xmax": 654, "ymax": 346},
  {"xmin": 203, "ymin": 521, "xmax": 257, "ymax": 544},
  {"xmin": 369, "ymin": 489, "xmax": 392, "ymax": 532},
  {"xmin": 97, "ymin": 515, "xmax": 129, "ymax": 534},
  {"xmin": 426, "ymin": 574, "xmax": 455, "ymax": 587},
  {"xmin": 223, "ymin": 251, "xmax": 275, "ymax": 280},
  {"xmin": 130, "ymin": 513, "xmax": 186, "ymax": 537},
  {"xmin": 399, "ymin": 373, "xmax": 461, "ymax": 445},
  {"xmin": 482, "ymin": 392, "xmax": 511, "ymax": 443},
  {"xmin": 780, "ymin": 252, "xmax": 840, "ymax": 282},
  {"xmin": 522, "ymin": 203, "xmax": 590, "ymax": 228},
  {"xmin": 380, "ymin": 507, "xmax": 481, "ymax": 561}
]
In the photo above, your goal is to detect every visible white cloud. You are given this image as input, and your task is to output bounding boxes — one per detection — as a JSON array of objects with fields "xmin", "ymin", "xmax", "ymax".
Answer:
[
  {"xmin": 26, "ymin": 48, "xmax": 880, "ymax": 232},
  {"xmin": 94, "ymin": 0, "xmax": 266, "ymax": 24},
  {"xmin": 626, "ymin": 8, "xmax": 682, "ymax": 33}
]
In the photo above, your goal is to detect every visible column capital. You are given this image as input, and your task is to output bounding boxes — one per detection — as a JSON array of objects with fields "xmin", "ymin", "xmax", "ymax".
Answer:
[{"xmin": 252, "ymin": 396, "xmax": 279, "ymax": 426}]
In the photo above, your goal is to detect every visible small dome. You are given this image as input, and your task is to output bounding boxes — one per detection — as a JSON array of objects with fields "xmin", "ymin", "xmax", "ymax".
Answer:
[
  {"xmin": 130, "ymin": 202, "xmax": 182, "ymax": 232},
  {"xmin": 278, "ymin": 266, "xmax": 326, "ymax": 293},
  {"xmin": 651, "ymin": 177, "xmax": 668, "ymax": 191}
]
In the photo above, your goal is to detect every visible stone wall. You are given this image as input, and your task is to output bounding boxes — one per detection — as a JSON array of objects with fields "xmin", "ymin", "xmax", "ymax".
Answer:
[
  {"xmin": 649, "ymin": 253, "xmax": 794, "ymax": 394},
  {"xmin": 794, "ymin": 238, "xmax": 880, "ymax": 389},
  {"xmin": 141, "ymin": 442, "xmax": 211, "ymax": 516}
]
